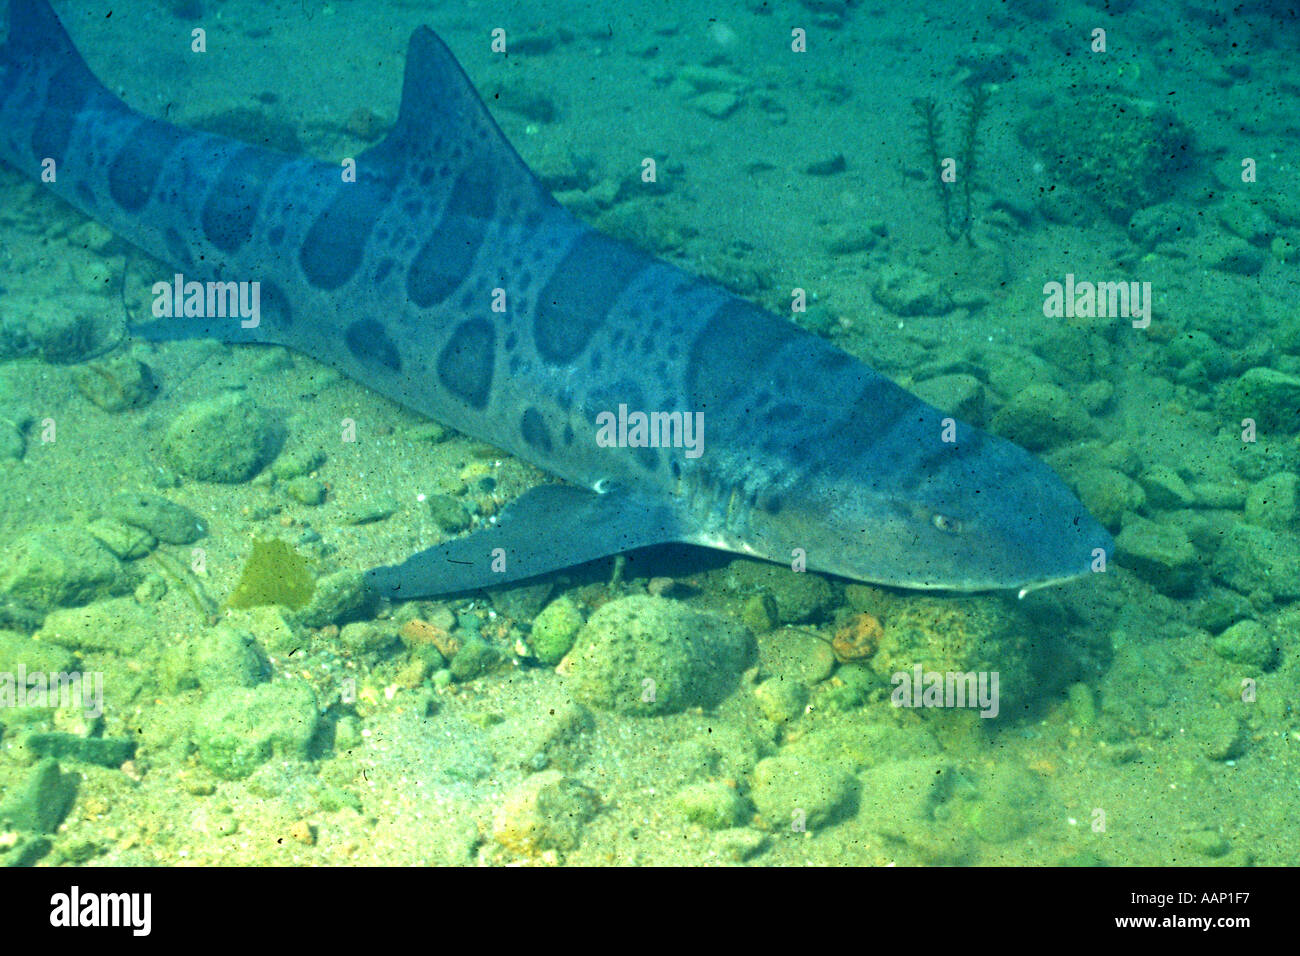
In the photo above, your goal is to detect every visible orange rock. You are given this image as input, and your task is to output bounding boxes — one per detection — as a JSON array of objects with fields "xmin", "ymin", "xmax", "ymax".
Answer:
[
  {"xmin": 832, "ymin": 613, "xmax": 883, "ymax": 662},
  {"xmin": 401, "ymin": 618, "xmax": 460, "ymax": 659}
]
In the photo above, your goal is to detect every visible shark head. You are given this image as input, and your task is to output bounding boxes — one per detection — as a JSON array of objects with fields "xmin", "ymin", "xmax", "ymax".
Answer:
[{"xmin": 739, "ymin": 413, "xmax": 1113, "ymax": 595}]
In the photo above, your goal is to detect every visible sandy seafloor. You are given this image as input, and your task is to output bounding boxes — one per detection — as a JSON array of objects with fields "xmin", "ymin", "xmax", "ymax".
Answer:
[{"xmin": 0, "ymin": 0, "xmax": 1298, "ymax": 866}]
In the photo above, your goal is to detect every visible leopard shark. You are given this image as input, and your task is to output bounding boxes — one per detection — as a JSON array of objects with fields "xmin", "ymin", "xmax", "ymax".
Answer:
[{"xmin": 0, "ymin": 0, "xmax": 1112, "ymax": 599}]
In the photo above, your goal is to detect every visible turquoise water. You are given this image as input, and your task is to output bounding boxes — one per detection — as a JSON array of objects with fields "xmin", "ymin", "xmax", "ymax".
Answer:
[{"xmin": 0, "ymin": 0, "xmax": 1297, "ymax": 865}]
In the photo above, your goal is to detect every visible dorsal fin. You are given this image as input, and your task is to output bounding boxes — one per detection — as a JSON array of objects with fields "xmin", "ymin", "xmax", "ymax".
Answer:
[{"xmin": 365, "ymin": 26, "xmax": 554, "ymax": 211}]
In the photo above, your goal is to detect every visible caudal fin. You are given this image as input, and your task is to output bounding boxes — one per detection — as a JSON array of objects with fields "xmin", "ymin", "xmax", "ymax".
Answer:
[{"xmin": 3, "ymin": 0, "xmax": 92, "ymax": 69}]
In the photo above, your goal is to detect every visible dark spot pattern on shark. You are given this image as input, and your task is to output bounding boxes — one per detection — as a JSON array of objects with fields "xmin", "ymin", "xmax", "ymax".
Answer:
[
  {"xmin": 405, "ymin": 167, "xmax": 495, "ymax": 307},
  {"xmin": 344, "ymin": 318, "xmax": 401, "ymax": 372},
  {"xmin": 299, "ymin": 176, "xmax": 393, "ymax": 289},
  {"xmin": 534, "ymin": 231, "xmax": 645, "ymax": 365},
  {"xmin": 436, "ymin": 318, "xmax": 494, "ymax": 409},
  {"xmin": 108, "ymin": 119, "xmax": 186, "ymax": 212}
]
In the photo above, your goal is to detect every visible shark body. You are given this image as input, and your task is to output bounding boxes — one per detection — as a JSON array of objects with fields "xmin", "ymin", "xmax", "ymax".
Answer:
[{"xmin": 0, "ymin": 1, "xmax": 1112, "ymax": 599}]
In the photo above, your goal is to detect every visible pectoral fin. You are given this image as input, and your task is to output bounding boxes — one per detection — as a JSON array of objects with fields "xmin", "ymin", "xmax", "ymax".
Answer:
[{"xmin": 365, "ymin": 484, "xmax": 685, "ymax": 599}]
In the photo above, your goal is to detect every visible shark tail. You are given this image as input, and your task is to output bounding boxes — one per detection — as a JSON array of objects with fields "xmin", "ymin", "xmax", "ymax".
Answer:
[
  {"xmin": 0, "ymin": 0, "xmax": 116, "ymax": 174},
  {"xmin": 2, "ymin": 0, "xmax": 99, "ymax": 83}
]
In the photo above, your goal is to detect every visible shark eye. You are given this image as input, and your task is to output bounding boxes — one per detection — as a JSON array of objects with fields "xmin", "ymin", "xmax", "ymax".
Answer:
[{"xmin": 931, "ymin": 512, "xmax": 962, "ymax": 534}]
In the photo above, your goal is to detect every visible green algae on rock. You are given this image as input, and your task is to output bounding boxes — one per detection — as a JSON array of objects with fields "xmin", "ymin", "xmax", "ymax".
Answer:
[
  {"xmin": 1018, "ymin": 84, "xmax": 1195, "ymax": 223},
  {"xmin": 564, "ymin": 595, "xmax": 755, "ymax": 716},
  {"xmin": 529, "ymin": 595, "xmax": 583, "ymax": 665},
  {"xmin": 870, "ymin": 596, "xmax": 1040, "ymax": 717},
  {"xmin": 226, "ymin": 539, "xmax": 315, "ymax": 611}
]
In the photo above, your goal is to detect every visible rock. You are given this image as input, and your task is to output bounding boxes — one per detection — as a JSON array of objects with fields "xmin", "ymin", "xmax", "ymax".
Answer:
[
  {"xmin": 965, "ymin": 763, "xmax": 1047, "ymax": 843},
  {"xmin": 871, "ymin": 595, "xmax": 1040, "ymax": 716},
  {"xmin": 726, "ymin": 560, "xmax": 834, "ymax": 624},
  {"xmin": 160, "ymin": 624, "xmax": 268, "ymax": 693},
  {"xmin": 1219, "ymin": 368, "xmax": 1300, "ymax": 433},
  {"xmin": 1194, "ymin": 588, "xmax": 1253, "ymax": 633},
  {"xmin": 804, "ymin": 153, "xmax": 847, "ymax": 176},
  {"xmin": 756, "ymin": 627, "xmax": 836, "ymax": 687},
  {"xmin": 270, "ymin": 450, "xmax": 324, "ymax": 481},
  {"xmin": 1018, "ymin": 85, "xmax": 1193, "ymax": 223},
  {"xmin": 341, "ymin": 621, "xmax": 399, "ymax": 658},
  {"xmin": 191, "ymin": 680, "xmax": 320, "ymax": 779},
  {"xmin": 485, "ymin": 83, "xmax": 558, "ymax": 124},
  {"xmin": 689, "ymin": 90, "xmax": 741, "ymax": 118},
  {"xmin": 1128, "ymin": 202, "xmax": 1198, "ymax": 249},
  {"xmin": 1213, "ymin": 524, "xmax": 1300, "ymax": 599},
  {"xmin": 1202, "ymin": 235, "xmax": 1266, "ymax": 275},
  {"xmin": 106, "ymin": 492, "xmax": 206, "ymax": 544},
  {"xmin": 1137, "ymin": 465, "xmax": 1197, "ymax": 510},
  {"xmin": 740, "ymin": 593, "xmax": 777, "ymax": 633},
  {"xmin": 872, "ymin": 263, "xmax": 953, "ymax": 316},
  {"xmin": 711, "ymin": 827, "xmax": 768, "ymax": 862},
  {"xmin": 912, "ymin": 374, "xmax": 986, "ymax": 424},
  {"xmin": 295, "ymin": 569, "xmax": 371, "ymax": 627},
  {"xmin": 1217, "ymin": 195, "xmax": 1272, "ymax": 243},
  {"xmin": 1244, "ymin": 472, "xmax": 1298, "ymax": 531},
  {"xmin": 284, "ymin": 476, "xmax": 326, "ymax": 505},
  {"xmin": 1187, "ymin": 829, "xmax": 1231, "ymax": 859},
  {"xmin": 1073, "ymin": 468, "xmax": 1145, "ymax": 528},
  {"xmin": 488, "ymin": 580, "xmax": 553, "ymax": 621},
  {"xmin": 1115, "ymin": 516, "xmax": 1199, "ymax": 595},
  {"xmin": 1211, "ymin": 619, "xmax": 1277, "ymax": 670},
  {"xmin": 1192, "ymin": 480, "xmax": 1248, "ymax": 509},
  {"xmin": 337, "ymin": 501, "xmax": 395, "ymax": 525},
  {"xmin": 163, "ymin": 391, "xmax": 278, "ymax": 483},
  {"xmin": 785, "ymin": 718, "xmax": 940, "ymax": 773},
  {"xmin": 672, "ymin": 781, "xmax": 748, "ymax": 829},
  {"xmin": 448, "ymin": 636, "xmax": 501, "ymax": 681},
  {"xmin": 529, "ymin": 596, "xmax": 583, "ymax": 665},
  {"xmin": 496, "ymin": 701, "xmax": 593, "ymax": 772},
  {"xmin": 1, "ymin": 290, "xmax": 116, "ymax": 363},
  {"xmin": 0, "ymin": 527, "xmax": 126, "ymax": 614},
  {"xmin": 1065, "ymin": 682, "xmax": 1097, "ymax": 727},
  {"xmin": 823, "ymin": 225, "xmax": 877, "ymax": 254},
  {"xmin": 492, "ymin": 770, "xmax": 598, "ymax": 854},
  {"xmin": 73, "ymin": 355, "xmax": 158, "ymax": 412},
  {"xmin": 225, "ymin": 606, "xmax": 300, "ymax": 657},
  {"xmin": 39, "ymin": 597, "xmax": 161, "ymax": 656},
  {"xmin": 1193, "ymin": 708, "xmax": 1244, "ymax": 761},
  {"xmin": 817, "ymin": 662, "xmax": 880, "ymax": 714},
  {"xmin": 0, "ymin": 629, "xmax": 75, "ymax": 673},
  {"xmin": 991, "ymin": 383, "xmax": 1096, "ymax": 451},
  {"xmin": 564, "ymin": 595, "xmax": 754, "ymax": 715},
  {"xmin": 674, "ymin": 64, "xmax": 747, "ymax": 94},
  {"xmin": 857, "ymin": 757, "xmax": 968, "ymax": 863},
  {"xmin": 751, "ymin": 755, "xmax": 857, "ymax": 831},
  {"xmin": 425, "ymin": 493, "xmax": 471, "ymax": 533},
  {"xmin": 23, "ymin": 733, "xmax": 135, "ymax": 768},
  {"xmin": 0, "ymin": 758, "xmax": 77, "ymax": 833},
  {"xmin": 832, "ymin": 612, "xmax": 883, "ymax": 662},
  {"xmin": 753, "ymin": 678, "xmax": 808, "ymax": 723},
  {"xmin": 0, "ymin": 416, "xmax": 24, "ymax": 461}
]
